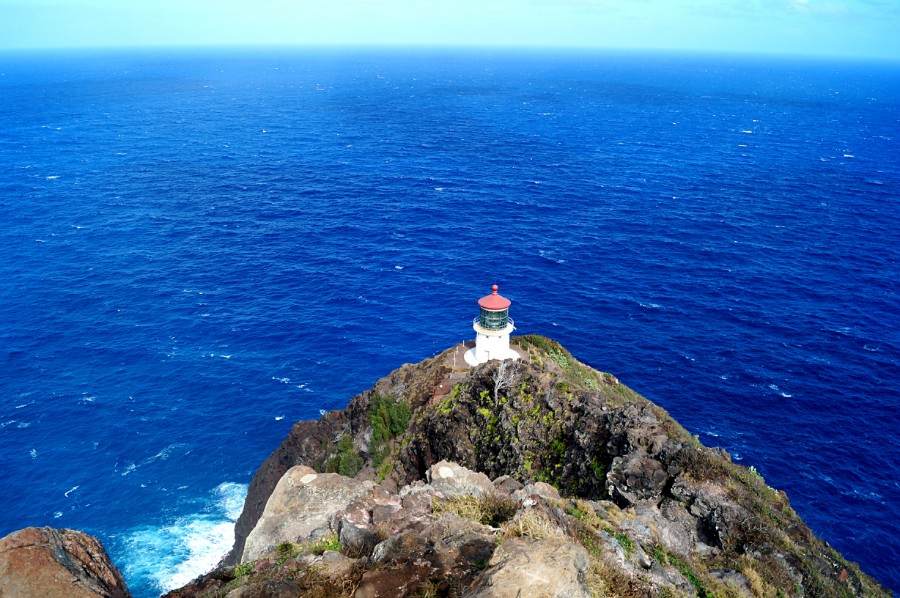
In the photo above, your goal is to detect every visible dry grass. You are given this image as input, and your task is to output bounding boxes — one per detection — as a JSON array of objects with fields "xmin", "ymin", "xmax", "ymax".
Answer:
[
  {"xmin": 502, "ymin": 507, "xmax": 566, "ymax": 539},
  {"xmin": 432, "ymin": 492, "xmax": 519, "ymax": 527},
  {"xmin": 584, "ymin": 558, "xmax": 653, "ymax": 598}
]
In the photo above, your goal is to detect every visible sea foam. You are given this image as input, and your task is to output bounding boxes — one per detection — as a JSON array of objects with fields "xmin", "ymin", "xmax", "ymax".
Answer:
[{"xmin": 114, "ymin": 482, "xmax": 247, "ymax": 596}]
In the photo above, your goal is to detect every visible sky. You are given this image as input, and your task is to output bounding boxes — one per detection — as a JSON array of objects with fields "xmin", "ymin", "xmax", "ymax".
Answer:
[{"xmin": 0, "ymin": 0, "xmax": 898, "ymax": 60}]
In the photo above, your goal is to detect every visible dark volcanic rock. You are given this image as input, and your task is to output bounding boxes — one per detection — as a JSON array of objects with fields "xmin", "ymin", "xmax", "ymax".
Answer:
[{"xmin": 0, "ymin": 526, "xmax": 131, "ymax": 598}]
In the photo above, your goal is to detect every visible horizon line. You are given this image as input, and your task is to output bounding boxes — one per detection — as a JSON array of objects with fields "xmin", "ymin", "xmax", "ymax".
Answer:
[{"xmin": 1, "ymin": 43, "xmax": 897, "ymax": 65}]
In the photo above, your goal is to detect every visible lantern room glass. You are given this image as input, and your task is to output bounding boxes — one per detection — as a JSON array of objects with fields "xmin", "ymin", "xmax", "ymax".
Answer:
[{"xmin": 479, "ymin": 307, "xmax": 509, "ymax": 330}]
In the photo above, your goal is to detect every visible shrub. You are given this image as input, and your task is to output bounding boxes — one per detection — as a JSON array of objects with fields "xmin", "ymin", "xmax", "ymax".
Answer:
[
  {"xmin": 336, "ymin": 433, "xmax": 364, "ymax": 477},
  {"xmin": 369, "ymin": 392, "xmax": 411, "ymax": 467}
]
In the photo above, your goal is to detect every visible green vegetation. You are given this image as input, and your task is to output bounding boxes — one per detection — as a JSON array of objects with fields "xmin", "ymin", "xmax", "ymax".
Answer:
[
  {"xmin": 273, "ymin": 533, "xmax": 343, "ymax": 564},
  {"xmin": 369, "ymin": 391, "xmax": 411, "ymax": 469},
  {"xmin": 325, "ymin": 433, "xmax": 364, "ymax": 478},
  {"xmin": 612, "ymin": 531, "xmax": 635, "ymax": 557},
  {"xmin": 668, "ymin": 554, "xmax": 712, "ymax": 598},
  {"xmin": 233, "ymin": 562, "xmax": 253, "ymax": 579},
  {"xmin": 436, "ymin": 383, "xmax": 462, "ymax": 415},
  {"xmin": 565, "ymin": 504, "xmax": 588, "ymax": 521}
]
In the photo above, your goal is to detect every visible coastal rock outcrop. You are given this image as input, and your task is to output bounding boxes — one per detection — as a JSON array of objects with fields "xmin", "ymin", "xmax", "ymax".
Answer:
[
  {"xmin": 209, "ymin": 336, "xmax": 890, "ymax": 597},
  {"xmin": 241, "ymin": 466, "xmax": 376, "ymax": 563},
  {"xmin": 0, "ymin": 526, "xmax": 131, "ymax": 598},
  {"xmin": 6, "ymin": 336, "xmax": 888, "ymax": 598}
]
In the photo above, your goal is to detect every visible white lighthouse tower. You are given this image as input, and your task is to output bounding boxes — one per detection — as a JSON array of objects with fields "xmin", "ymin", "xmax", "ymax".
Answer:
[{"xmin": 464, "ymin": 284, "xmax": 520, "ymax": 366}]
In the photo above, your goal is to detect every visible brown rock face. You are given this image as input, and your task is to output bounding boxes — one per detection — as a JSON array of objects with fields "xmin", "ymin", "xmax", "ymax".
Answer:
[
  {"xmin": 467, "ymin": 537, "xmax": 590, "ymax": 598},
  {"xmin": 0, "ymin": 526, "xmax": 131, "ymax": 598},
  {"xmin": 241, "ymin": 467, "xmax": 376, "ymax": 563}
]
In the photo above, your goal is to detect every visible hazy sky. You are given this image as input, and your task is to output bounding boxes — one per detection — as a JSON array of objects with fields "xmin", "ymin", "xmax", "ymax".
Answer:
[{"xmin": 1, "ymin": 0, "xmax": 898, "ymax": 60}]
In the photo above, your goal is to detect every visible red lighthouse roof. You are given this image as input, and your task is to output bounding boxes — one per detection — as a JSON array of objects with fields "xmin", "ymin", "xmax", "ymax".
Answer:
[{"xmin": 478, "ymin": 284, "xmax": 511, "ymax": 311}]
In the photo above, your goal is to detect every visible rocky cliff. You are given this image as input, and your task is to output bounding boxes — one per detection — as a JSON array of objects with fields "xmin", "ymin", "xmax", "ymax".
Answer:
[
  {"xmin": 3, "ymin": 336, "xmax": 891, "ymax": 597},
  {"xmin": 173, "ymin": 336, "xmax": 888, "ymax": 597},
  {"xmin": 0, "ymin": 526, "xmax": 131, "ymax": 598}
]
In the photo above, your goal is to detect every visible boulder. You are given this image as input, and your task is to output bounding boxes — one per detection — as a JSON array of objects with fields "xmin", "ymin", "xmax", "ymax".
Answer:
[
  {"xmin": 0, "ymin": 526, "xmax": 131, "ymax": 598},
  {"xmin": 226, "ymin": 579, "xmax": 302, "ymax": 598},
  {"xmin": 514, "ymin": 481, "xmax": 561, "ymax": 502},
  {"xmin": 427, "ymin": 460, "xmax": 495, "ymax": 498},
  {"xmin": 607, "ymin": 450, "xmax": 669, "ymax": 506},
  {"xmin": 241, "ymin": 466, "xmax": 375, "ymax": 563},
  {"xmin": 468, "ymin": 536, "xmax": 590, "ymax": 598},
  {"xmin": 354, "ymin": 564, "xmax": 431, "ymax": 598},
  {"xmin": 372, "ymin": 512, "xmax": 496, "ymax": 577}
]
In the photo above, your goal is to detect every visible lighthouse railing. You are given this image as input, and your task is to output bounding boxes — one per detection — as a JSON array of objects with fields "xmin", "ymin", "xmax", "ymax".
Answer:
[{"xmin": 473, "ymin": 317, "xmax": 514, "ymax": 331}]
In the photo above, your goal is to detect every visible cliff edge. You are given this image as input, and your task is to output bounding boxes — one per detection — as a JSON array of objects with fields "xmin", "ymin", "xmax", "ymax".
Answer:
[
  {"xmin": 178, "ymin": 335, "xmax": 888, "ymax": 597},
  {"xmin": 3, "ymin": 336, "xmax": 888, "ymax": 597}
]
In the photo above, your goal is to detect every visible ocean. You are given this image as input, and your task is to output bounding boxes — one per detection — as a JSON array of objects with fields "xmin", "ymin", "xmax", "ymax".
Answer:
[{"xmin": 0, "ymin": 47, "xmax": 897, "ymax": 596}]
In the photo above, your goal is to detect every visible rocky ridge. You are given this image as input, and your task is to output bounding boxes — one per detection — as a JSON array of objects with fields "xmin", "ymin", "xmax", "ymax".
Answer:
[
  {"xmin": 192, "ymin": 335, "xmax": 888, "ymax": 597},
  {"xmin": 1, "ymin": 336, "xmax": 891, "ymax": 597}
]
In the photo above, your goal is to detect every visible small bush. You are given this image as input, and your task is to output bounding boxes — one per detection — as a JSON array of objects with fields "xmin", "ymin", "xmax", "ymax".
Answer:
[
  {"xmin": 369, "ymin": 392, "xmax": 411, "ymax": 467},
  {"xmin": 233, "ymin": 562, "xmax": 252, "ymax": 579},
  {"xmin": 305, "ymin": 533, "xmax": 342, "ymax": 554},
  {"xmin": 327, "ymin": 433, "xmax": 363, "ymax": 478}
]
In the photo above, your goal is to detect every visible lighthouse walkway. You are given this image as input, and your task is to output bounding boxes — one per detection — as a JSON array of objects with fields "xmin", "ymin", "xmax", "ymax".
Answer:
[{"xmin": 429, "ymin": 341, "xmax": 527, "ymax": 406}]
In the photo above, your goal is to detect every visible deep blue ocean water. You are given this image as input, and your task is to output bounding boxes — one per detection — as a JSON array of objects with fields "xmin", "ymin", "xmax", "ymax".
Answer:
[{"xmin": 1, "ymin": 48, "xmax": 898, "ymax": 596}]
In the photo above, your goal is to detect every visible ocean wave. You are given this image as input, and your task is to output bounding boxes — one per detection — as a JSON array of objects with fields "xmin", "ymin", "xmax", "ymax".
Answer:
[{"xmin": 115, "ymin": 482, "xmax": 247, "ymax": 596}]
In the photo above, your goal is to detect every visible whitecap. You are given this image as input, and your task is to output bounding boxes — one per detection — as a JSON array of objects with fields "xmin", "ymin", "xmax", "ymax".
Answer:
[
  {"xmin": 275, "ymin": 415, "xmax": 285, "ymax": 421},
  {"xmin": 863, "ymin": 344, "xmax": 880, "ymax": 352},
  {"xmin": 780, "ymin": 392, "xmax": 792, "ymax": 398},
  {"xmin": 116, "ymin": 482, "xmax": 247, "ymax": 595},
  {"xmin": 273, "ymin": 377, "xmax": 290, "ymax": 383},
  {"xmin": 843, "ymin": 153, "xmax": 854, "ymax": 158},
  {"xmin": 53, "ymin": 511, "xmax": 63, "ymax": 519},
  {"xmin": 46, "ymin": 175, "xmax": 60, "ymax": 180},
  {"xmin": 394, "ymin": 265, "xmax": 404, "ymax": 270},
  {"xmin": 741, "ymin": 130, "xmax": 753, "ymax": 134},
  {"xmin": 30, "ymin": 448, "xmax": 38, "ymax": 459}
]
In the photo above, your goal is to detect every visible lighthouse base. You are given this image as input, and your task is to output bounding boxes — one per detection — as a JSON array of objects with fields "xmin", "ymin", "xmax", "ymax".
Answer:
[
  {"xmin": 464, "ymin": 346, "xmax": 519, "ymax": 366},
  {"xmin": 464, "ymin": 321, "xmax": 520, "ymax": 366}
]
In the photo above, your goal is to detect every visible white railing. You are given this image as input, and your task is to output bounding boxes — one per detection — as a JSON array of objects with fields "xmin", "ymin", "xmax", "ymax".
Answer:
[{"xmin": 473, "ymin": 317, "xmax": 514, "ymax": 330}]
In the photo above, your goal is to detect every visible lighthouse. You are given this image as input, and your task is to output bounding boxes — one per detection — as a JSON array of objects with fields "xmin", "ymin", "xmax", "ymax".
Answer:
[{"xmin": 464, "ymin": 284, "xmax": 520, "ymax": 366}]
